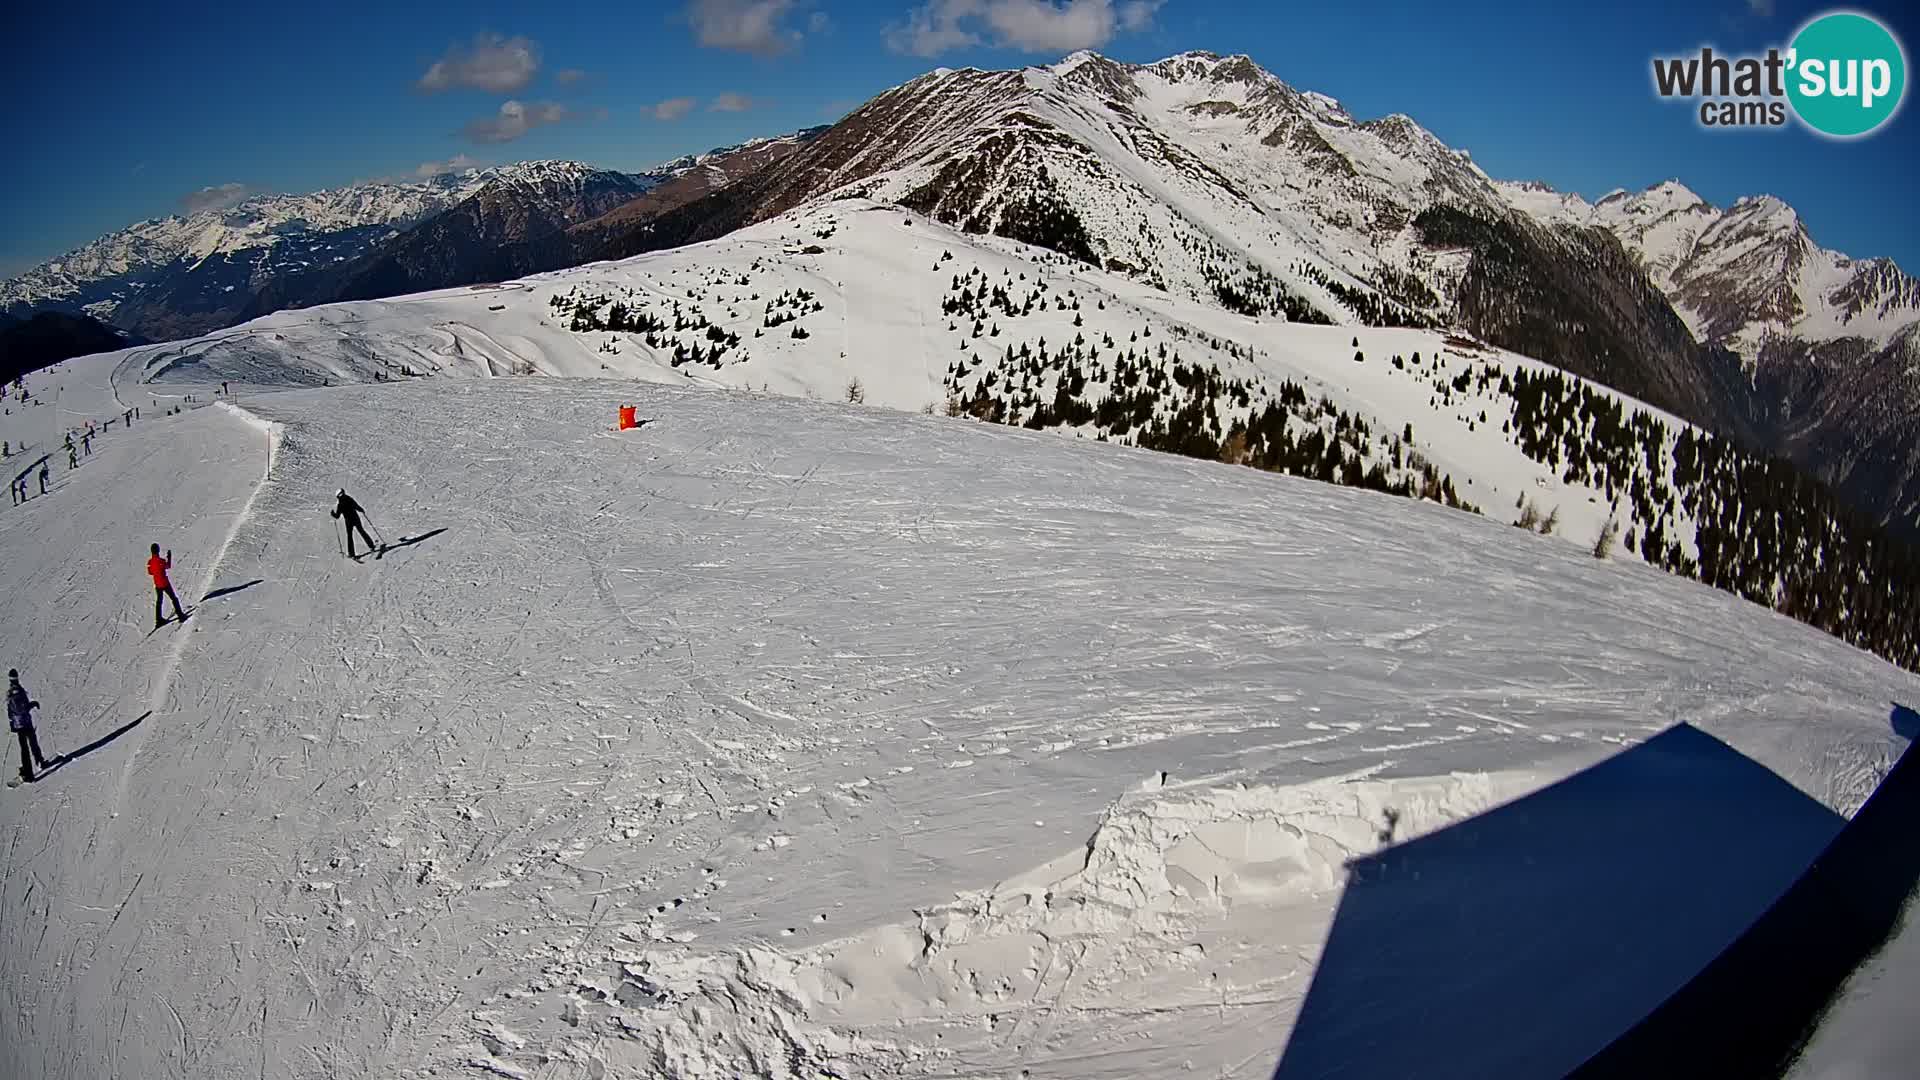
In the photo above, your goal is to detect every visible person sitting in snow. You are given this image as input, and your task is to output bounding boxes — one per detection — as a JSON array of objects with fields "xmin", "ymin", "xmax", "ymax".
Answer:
[{"xmin": 8, "ymin": 670, "xmax": 47, "ymax": 784}]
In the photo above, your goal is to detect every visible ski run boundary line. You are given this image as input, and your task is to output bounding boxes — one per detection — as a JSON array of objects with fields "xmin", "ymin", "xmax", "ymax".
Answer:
[{"xmin": 146, "ymin": 403, "xmax": 283, "ymax": 713}]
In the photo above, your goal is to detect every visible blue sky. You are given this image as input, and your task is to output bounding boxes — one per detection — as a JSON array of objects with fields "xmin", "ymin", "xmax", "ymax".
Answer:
[{"xmin": 3, "ymin": 1, "xmax": 1914, "ymax": 278}]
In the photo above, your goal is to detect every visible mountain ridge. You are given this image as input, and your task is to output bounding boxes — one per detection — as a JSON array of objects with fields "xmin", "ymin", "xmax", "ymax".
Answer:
[
  {"xmin": 7, "ymin": 50, "xmax": 1916, "ymax": 532},
  {"xmin": 0, "ymin": 138, "xmax": 826, "ymax": 341}
]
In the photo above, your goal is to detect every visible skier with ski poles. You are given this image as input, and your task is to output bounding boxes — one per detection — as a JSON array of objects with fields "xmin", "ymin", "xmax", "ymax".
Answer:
[
  {"xmin": 148, "ymin": 543, "xmax": 187, "ymax": 628},
  {"xmin": 331, "ymin": 489, "xmax": 381, "ymax": 559},
  {"xmin": 9, "ymin": 670, "xmax": 48, "ymax": 784}
]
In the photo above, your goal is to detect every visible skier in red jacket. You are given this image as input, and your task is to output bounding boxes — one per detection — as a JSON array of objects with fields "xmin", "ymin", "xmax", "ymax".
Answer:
[{"xmin": 148, "ymin": 544, "xmax": 187, "ymax": 629}]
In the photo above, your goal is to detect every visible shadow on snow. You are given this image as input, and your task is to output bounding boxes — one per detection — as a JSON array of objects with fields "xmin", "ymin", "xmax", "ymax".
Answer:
[
  {"xmin": 381, "ymin": 527, "xmax": 447, "ymax": 554},
  {"xmin": 1892, "ymin": 702, "xmax": 1919, "ymax": 741},
  {"xmin": 201, "ymin": 579, "xmax": 263, "ymax": 603},
  {"xmin": 1570, "ymin": 706, "xmax": 1920, "ymax": 1077},
  {"xmin": 34, "ymin": 711, "xmax": 152, "ymax": 780},
  {"xmin": 1271, "ymin": 722, "xmax": 1850, "ymax": 1080}
]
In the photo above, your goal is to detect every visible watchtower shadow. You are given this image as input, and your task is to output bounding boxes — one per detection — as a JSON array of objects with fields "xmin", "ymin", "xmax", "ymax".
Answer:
[{"xmin": 1272, "ymin": 723, "xmax": 1846, "ymax": 1080}]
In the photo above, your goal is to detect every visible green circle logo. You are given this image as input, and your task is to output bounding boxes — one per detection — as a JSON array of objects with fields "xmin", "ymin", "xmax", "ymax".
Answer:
[{"xmin": 1787, "ymin": 12, "xmax": 1907, "ymax": 137}]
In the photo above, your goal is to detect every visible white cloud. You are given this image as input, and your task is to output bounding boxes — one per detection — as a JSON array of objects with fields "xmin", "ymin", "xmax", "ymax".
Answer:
[
  {"xmin": 650, "ymin": 97, "xmax": 700, "ymax": 121},
  {"xmin": 886, "ymin": 1, "xmax": 981, "ymax": 54},
  {"xmin": 808, "ymin": 11, "xmax": 831, "ymax": 33},
  {"xmin": 415, "ymin": 154, "xmax": 481, "ymax": 178},
  {"xmin": 886, "ymin": 0, "xmax": 1161, "ymax": 57},
  {"xmin": 1747, "ymin": 0, "xmax": 1775, "ymax": 15},
  {"xmin": 710, "ymin": 92, "xmax": 756, "ymax": 112},
  {"xmin": 418, "ymin": 33, "xmax": 541, "ymax": 93},
  {"xmin": 554, "ymin": 68, "xmax": 588, "ymax": 86},
  {"xmin": 686, "ymin": 0, "xmax": 803, "ymax": 56},
  {"xmin": 460, "ymin": 100, "xmax": 576, "ymax": 144},
  {"xmin": 179, "ymin": 182, "xmax": 252, "ymax": 214}
]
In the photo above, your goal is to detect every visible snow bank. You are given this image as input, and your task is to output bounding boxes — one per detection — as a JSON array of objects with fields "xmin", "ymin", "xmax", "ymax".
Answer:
[{"xmin": 584, "ymin": 767, "xmax": 1526, "ymax": 1078}]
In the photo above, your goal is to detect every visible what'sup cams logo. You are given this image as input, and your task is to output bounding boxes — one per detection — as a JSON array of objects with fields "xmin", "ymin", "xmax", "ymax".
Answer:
[{"xmin": 1652, "ymin": 10, "xmax": 1907, "ymax": 137}]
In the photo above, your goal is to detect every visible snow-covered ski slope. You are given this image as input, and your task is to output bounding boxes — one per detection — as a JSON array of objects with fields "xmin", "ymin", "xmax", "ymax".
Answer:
[
  {"xmin": 113, "ymin": 201, "xmax": 1710, "ymax": 564},
  {"xmin": 1, "ymin": 331, "xmax": 1916, "ymax": 1079}
]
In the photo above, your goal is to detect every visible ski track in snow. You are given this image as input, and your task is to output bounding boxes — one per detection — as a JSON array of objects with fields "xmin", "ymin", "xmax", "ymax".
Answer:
[{"xmin": 1, "ymin": 330, "xmax": 1916, "ymax": 1078}]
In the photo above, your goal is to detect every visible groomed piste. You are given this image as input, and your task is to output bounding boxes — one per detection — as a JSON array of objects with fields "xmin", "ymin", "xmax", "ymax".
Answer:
[{"xmin": 2, "ymin": 217, "xmax": 1915, "ymax": 1079}]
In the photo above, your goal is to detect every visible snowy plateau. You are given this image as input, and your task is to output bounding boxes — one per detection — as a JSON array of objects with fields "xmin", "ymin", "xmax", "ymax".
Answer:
[
  {"xmin": 0, "ymin": 195, "xmax": 1912, "ymax": 1076},
  {"xmin": 1, "ymin": 192, "xmax": 1916, "ymax": 1080}
]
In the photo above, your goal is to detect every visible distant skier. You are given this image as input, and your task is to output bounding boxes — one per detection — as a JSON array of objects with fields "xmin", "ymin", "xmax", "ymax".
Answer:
[
  {"xmin": 67, "ymin": 445, "xmax": 77, "ymax": 470},
  {"xmin": 82, "ymin": 430, "xmax": 92, "ymax": 456},
  {"xmin": 8, "ymin": 670, "xmax": 47, "ymax": 784},
  {"xmin": 148, "ymin": 544, "xmax": 187, "ymax": 628},
  {"xmin": 37, "ymin": 462, "xmax": 48, "ymax": 495},
  {"xmin": 331, "ymin": 489, "xmax": 379, "ymax": 559}
]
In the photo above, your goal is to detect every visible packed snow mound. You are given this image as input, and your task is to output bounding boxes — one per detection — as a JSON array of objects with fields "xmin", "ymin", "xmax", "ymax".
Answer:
[{"xmin": 1, "ymin": 346, "xmax": 1914, "ymax": 1079}]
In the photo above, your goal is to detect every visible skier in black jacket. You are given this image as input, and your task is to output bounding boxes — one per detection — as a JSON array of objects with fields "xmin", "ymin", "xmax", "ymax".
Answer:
[
  {"xmin": 331, "ymin": 489, "xmax": 379, "ymax": 559},
  {"xmin": 8, "ymin": 670, "xmax": 48, "ymax": 783}
]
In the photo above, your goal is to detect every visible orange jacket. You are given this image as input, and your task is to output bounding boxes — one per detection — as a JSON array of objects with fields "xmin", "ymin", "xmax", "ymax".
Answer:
[{"xmin": 147, "ymin": 553, "xmax": 171, "ymax": 589}]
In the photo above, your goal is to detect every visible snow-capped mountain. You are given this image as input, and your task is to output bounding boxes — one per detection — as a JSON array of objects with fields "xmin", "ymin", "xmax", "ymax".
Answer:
[
  {"xmin": 590, "ymin": 50, "xmax": 1912, "ymax": 535},
  {"xmin": 598, "ymin": 53, "xmax": 1763, "ymax": 438},
  {"xmin": 241, "ymin": 130, "xmax": 830, "ymax": 319},
  {"xmin": 644, "ymin": 127, "xmax": 831, "ymax": 186},
  {"xmin": 0, "ymin": 163, "xmax": 649, "ymax": 340},
  {"xmin": 0, "ymin": 143, "xmax": 821, "ymax": 344},
  {"xmin": 1499, "ymin": 177, "xmax": 1920, "ymax": 534},
  {"xmin": 12, "ymin": 49, "xmax": 1918, "ymax": 532},
  {"xmin": 235, "ymin": 161, "xmax": 660, "ymax": 317},
  {"xmin": 1, "ymin": 171, "xmax": 491, "ymax": 335},
  {"xmin": 569, "ymin": 127, "xmax": 829, "ymax": 239},
  {"xmin": 1498, "ymin": 178, "xmax": 1920, "ymax": 360},
  {"xmin": 603, "ymin": 50, "xmax": 1513, "ymax": 325}
]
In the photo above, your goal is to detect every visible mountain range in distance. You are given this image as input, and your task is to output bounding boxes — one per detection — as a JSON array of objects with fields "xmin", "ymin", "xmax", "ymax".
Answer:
[{"xmin": 4, "ymin": 50, "xmax": 1916, "ymax": 539}]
